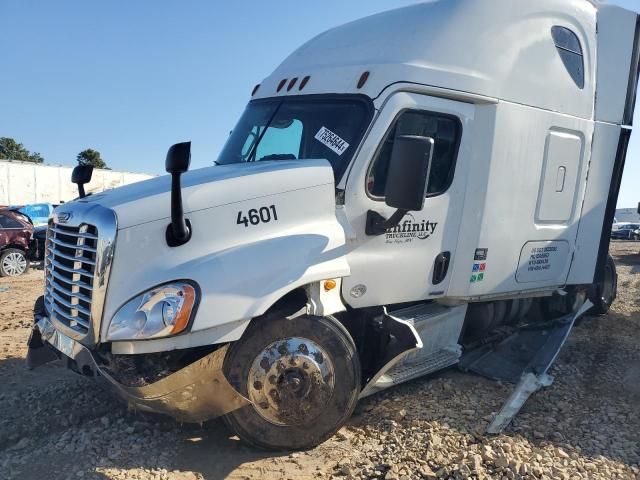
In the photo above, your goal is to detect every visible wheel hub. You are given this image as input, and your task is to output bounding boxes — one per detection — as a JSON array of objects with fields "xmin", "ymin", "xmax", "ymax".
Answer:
[{"xmin": 247, "ymin": 337, "xmax": 335, "ymax": 426}]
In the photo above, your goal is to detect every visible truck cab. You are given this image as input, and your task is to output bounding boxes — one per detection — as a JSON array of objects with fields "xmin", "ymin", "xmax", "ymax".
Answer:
[{"xmin": 28, "ymin": 0, "xmax": 639, "ymax": 450}]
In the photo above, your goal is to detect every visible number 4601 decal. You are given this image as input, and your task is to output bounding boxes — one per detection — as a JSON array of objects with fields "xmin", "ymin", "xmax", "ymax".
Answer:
[{"xmin": 236, "ymin": 205, "xmax": 278, "ymax": 227}]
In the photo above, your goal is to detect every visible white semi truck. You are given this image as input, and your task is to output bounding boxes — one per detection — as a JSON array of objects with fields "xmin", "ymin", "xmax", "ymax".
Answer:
[{"xmin": 27, "ymin": 0, "xmax": 637, "ymax": 450}]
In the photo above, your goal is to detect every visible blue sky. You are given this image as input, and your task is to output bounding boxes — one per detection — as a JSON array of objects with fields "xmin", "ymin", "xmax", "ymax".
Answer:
[{"xmin": 1, "ymin": 0, "xmax": 638, "ymax": 208}]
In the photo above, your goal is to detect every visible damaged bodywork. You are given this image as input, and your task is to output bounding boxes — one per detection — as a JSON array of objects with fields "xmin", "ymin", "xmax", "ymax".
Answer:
[
  {"xmin": 460, "ymin": 300, "xmax": 593, "ymax": 433},
  {"xmin": 28, "ymin": 304, "xmax": 249, "ymax": 423}
]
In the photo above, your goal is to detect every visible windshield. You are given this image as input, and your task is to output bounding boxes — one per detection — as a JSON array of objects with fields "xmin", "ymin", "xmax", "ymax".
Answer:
[{"xmin": 217, "ymin": 95, "xmax": 373, "ymax": 181}]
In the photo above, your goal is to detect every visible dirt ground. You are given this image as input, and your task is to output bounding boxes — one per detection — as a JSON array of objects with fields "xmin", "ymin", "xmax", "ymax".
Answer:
[{"xmin": 0, "ymin": 242, "xmax": 638, "ymax": 480}]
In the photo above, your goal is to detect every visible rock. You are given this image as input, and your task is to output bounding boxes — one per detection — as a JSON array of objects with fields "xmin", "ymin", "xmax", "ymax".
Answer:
[
  {"xmin": 458, "ymin": 463, "xmax": 472, "ymax": 477},
  {"xmin": 420, "ymin": 465, "xmax": 438, "ymax": 479},
  {"xmin": 471, "ymin": 454, "xmax": 483, "ymax": 472},
  {"xmin": 482, "ymin": 445, "xmax": 496, "ymax": 462},
  {"xmin": 340, "ymin": 465, "xmax": 355, "ymax": 476},
  {"xmin": 519, "ymin": 463, "xmax": 529, "ymax": 476}
]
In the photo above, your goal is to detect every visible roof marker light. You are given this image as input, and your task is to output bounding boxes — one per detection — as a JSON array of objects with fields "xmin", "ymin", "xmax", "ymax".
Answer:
[
  {"xmin": 287, "ymin": 77, "xmax": 298, "ymax": 91},
  {"xmin": 299, "ymin": 75, "xmax": 310, "ymax": 91},
  {"xmin": 251, "ymin": 84, "xmax": 260, "ymax": 96},
  {"xmin": 357, "ymin": 71, "xmax": 370, "ymax": 89},
  {"xmin": 277, "ymin": 79, "xmax": 287, "ymax": 92}
]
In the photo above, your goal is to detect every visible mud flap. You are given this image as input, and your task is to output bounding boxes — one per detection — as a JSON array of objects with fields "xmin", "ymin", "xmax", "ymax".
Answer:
[{"xmin": 459, "ymin": 300, "xmax": 592, "ymax": 434}]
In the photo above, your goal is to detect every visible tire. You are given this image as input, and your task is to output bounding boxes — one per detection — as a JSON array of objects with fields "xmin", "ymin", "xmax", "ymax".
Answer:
[
  {"xmin": 540, "ymin": 288, "xmax": 586, "ymax": 319},
  {"xmin": 492, "ymin": 300, "xmax": 508, "ymax": 327},
  {"xmin": 462, "ymin": 302, "xmax": 497, "ymax": 342},
  {"xmin": 589, "ymin": 255, "xmax": 617, "ymax": 315},
  {"xmin": 222, "ymin": 313, "xmax": 361, "ymax": 450},
  {"xmin": 0, "ymin": 249, "xmax": 29, "ymax": 277}
]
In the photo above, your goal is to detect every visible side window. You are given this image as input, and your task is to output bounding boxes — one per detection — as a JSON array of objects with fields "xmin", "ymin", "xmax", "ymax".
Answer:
[
  {"xmin": 367, "ymin": 110, "xmax": 461, "ymax": 198},
  {"xmin": 0, "ymin": 214, "xmax": 22, "ymax": 229},
  {"xmin": 254, "ymin": 119, "xmax": 303, "ymax": 161},
  {"xmin": 551, "ymin": 26, "xmax": 584, "ymax": 89}
]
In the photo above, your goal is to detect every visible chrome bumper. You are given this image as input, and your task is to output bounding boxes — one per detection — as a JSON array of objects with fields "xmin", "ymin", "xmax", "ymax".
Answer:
[{"xmin": 27, "ymin": 303, "xmax": 250, "ymax": 423}]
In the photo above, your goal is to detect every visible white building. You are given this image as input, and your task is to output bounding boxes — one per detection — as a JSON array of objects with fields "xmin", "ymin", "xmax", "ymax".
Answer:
[{"xmin": 0, "ymin": 159, "xmax": 154, "ymax": 205}]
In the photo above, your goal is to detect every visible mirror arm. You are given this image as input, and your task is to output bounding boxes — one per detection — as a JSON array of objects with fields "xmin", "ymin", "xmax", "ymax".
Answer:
[
  {"xmin": 166, "ymin": 172, "xmax": 191, "ymax": 247},
  {"xmin": 365, "ymin": 209, "xmax": 408, "ymax": 236}
]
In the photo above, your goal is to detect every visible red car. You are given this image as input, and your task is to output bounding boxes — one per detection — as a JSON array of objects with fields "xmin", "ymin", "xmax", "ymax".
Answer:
[{"xmin": 0, "ymin": 208, "xmax": 34, "ymax": 277}]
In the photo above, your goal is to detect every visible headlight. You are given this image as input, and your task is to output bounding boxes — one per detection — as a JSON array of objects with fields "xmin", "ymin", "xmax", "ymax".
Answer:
[{"xmin": 107, "ymin": 282, "xmax": 197, "ymax": 341}]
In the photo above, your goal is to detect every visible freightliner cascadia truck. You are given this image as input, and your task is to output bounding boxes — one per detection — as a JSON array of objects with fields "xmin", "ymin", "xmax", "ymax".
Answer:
[{"xmin": 27, "ymin": 0, "xmax": 638, "ymax": 450}]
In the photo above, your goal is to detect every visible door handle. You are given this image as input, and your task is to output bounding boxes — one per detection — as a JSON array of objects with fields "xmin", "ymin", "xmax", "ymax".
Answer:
[{"xmin": 432, "ymin": 251, "xmax": 451, "ymax": 285}]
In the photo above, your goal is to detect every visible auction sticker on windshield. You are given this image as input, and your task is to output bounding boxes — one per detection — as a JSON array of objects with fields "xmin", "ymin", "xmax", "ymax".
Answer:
[{"xmin": 314, "ymin": 126, "xmax": 350, "ymax": 155}]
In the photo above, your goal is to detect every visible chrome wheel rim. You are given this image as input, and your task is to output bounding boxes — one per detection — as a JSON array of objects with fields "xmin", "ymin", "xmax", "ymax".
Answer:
[
  {"xmin": 2, "ymin": 252, "xmax": 27, "ymax": 276},
  {"xmin": 247, "ymin": 337, "xmax": 335, "ymax": 426}
]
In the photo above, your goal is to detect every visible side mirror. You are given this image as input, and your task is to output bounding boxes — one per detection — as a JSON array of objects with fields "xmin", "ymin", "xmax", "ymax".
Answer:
[
  {"xmin": 71, "ymin": 165, "xmax": 93, "ymax": 198},
  {"xmin": 366, "ymin": 135, "xmax": 434, "ymax": 236},
  {"xmin": 166, "ymin": 142, "xmax": 191, "ymax": 174},
  {"xmin": 165, "ymin": 141, "xmax": 192, "ymax": 247},
  {"xmin": 385, "ymin": 135, "xmax": 434, "ymax": 211}
]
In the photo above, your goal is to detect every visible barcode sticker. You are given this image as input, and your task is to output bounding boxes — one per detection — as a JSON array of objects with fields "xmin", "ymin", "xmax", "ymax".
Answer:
[{"xmin": 314, "ymin": 127, "xmax": 350, "ymax": 156}]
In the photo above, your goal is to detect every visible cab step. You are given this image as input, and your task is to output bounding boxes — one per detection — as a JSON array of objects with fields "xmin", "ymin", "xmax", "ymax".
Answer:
[
  {"xmin": 375, "ymin": 347, "xmax": 462, "ymax": 388},
  {"xmin": 360, "ymin": 302, "xmax": 466, "ymax": 397}
]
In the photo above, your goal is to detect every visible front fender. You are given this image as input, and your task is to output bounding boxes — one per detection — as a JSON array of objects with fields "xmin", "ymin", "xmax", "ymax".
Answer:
[
  {"xmin": 181, "ymin": 231, "xmax": 350, "ymax": 328},
  {"xmin": 102, "ymin": 180, "xmax": 349, "ymax": 353}
]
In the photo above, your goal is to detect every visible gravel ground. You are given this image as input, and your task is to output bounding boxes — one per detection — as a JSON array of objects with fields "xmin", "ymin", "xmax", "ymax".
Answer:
[{"xmin": 0, "ymin": 242, "xmax": 638, "ymax": 480}]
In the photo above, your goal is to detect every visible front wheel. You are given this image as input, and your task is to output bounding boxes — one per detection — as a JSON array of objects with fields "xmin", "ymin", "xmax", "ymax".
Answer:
[
  {"xmin": 223, "ymin": 313, "xmax": 361, "ymax": 450},
  {"xmin": 0, "ymin": 249, "xmax": 29, "ymax": 277}
]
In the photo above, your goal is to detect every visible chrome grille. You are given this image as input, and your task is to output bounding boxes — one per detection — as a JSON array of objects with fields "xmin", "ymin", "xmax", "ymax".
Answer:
[{"xmin": 44, "ymin": 222, "xmax": 99, "ymax": 336}]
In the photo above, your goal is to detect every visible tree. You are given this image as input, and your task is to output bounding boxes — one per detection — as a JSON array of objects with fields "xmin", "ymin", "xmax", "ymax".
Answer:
[
  {"xmin": 76, "ymin": 148, "xmax": 108, "ymax": 169},
  {"xmin": 0, "ymin": 137, "xmax": 44, "ymax": 163}
]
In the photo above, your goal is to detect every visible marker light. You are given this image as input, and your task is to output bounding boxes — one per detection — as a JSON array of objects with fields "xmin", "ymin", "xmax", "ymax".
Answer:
[
  {"xmin": 299, "ymin": 76, "xmax": 310, "ymax": 90},
  {"xmin": 107, "ymin": 282, "xmax": 197, "ymax": 341},
  {"xmin": 324, "ymin": 279, "xmax": 337, "ymax": 291},
  {"xmin": 357, "ymin": 71, "xmax": 370, "ymax": 89}
]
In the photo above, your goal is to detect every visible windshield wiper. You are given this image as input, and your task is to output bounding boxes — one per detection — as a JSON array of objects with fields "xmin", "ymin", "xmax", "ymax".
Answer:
[
  {"xmin": 246, "ymin": 101, "xmax": 283, "ymax": 162},
  {"xmin": 258, "ymin": 154, "xmax": 296, "ymax": 161}
]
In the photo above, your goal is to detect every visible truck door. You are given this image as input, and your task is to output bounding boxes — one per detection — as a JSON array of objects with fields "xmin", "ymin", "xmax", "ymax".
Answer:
[{"xmin": 341, "ymin": 92, "xmax": 474, "ymax": 308}]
